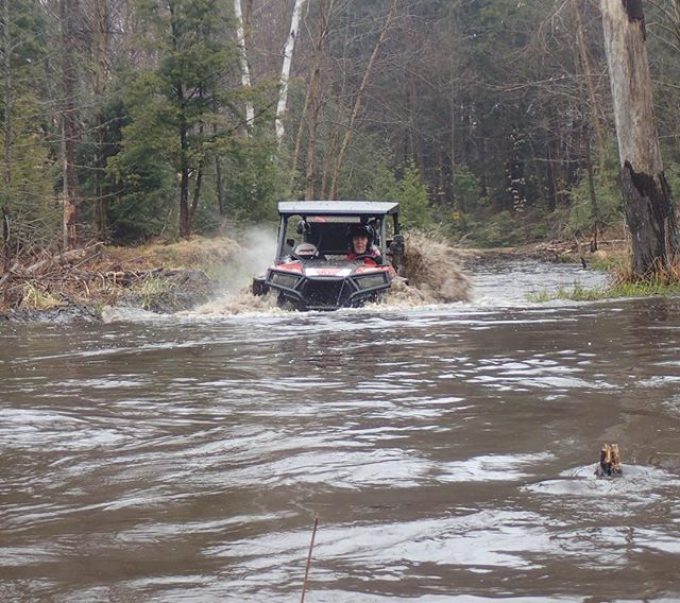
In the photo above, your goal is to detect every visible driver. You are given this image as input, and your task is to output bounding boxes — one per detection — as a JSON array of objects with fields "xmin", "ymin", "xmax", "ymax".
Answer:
[{"xmin": 346, "ymin": 224, "xmax": 382, "ymax": 265}]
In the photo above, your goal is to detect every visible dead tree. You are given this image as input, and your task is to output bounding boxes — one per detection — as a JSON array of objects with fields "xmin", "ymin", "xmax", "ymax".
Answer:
[{"xmin": 601, "ymin": 0, "xmax": 678, "ymax": 276}]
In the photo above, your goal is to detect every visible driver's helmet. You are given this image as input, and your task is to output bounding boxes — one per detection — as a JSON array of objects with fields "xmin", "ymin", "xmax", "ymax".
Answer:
[
  {"xmin": 293, "ymin": 242, "xmax": 320, "ymax": 259},
  {"xmin": 347, "ymin": 223, "xmax": 374, "ymax": 244}
]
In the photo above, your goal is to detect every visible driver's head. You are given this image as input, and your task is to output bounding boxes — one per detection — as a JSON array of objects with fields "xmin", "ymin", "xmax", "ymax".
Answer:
[
  {"xmin": 352, "ymin": 234, "xmax": 369, "ymax": 254},
  {"xmin": 348, "ymin": 224, "xmax": 372, "ymax": 254}
]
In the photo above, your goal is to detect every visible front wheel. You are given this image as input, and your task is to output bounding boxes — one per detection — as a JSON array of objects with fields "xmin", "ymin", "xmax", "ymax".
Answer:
[
  {"xmin": 252, "ymin": 277, "xmax": 269, "ymax": 296},
  {"xmin": 276, "ymin": 293, "xmax": 300, "ymax": 311}
]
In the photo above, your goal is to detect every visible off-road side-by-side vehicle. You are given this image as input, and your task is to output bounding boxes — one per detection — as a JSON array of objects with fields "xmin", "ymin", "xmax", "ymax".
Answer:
[{"xmin": 252, "ymin": 201, "xmax": 405, "ymax": 311}]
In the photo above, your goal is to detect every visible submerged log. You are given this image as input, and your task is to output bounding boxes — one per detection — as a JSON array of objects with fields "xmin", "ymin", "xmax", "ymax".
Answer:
[{"xmin": 596, "ymin": 443, "xmax": 622, "ymax": 478}]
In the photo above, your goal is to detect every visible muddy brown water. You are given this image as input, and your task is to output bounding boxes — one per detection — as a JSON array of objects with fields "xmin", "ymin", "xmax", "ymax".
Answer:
[{"xmin": 1, "ymin": 260, "xmax": 679, "ymax": 602}]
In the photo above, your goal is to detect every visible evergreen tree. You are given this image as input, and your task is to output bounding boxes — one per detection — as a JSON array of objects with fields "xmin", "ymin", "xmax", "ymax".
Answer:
[
  {"xmin": 1, "ymin": 0, "xmax": 58, "ymax": 252},
  {"xmin": 114, "ymin": 0, "xmax": 239, "ymax": 238}
]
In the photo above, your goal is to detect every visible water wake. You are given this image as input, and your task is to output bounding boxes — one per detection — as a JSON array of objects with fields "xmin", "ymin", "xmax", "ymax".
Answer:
[
  {"xmin": 103, "ymin": 229, "xmax": 472, "ymax": 321},
  {"xmin": 385, "ymin": 231, "xmax": 471, "ymax": 305},
  {"xmin": 194, "ymin": 230, "xmax": 472, "ymax": 316}
]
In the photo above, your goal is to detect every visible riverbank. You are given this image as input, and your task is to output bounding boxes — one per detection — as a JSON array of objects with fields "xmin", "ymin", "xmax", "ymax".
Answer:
[
  {"xmin": 0, "ymin": 232, "xmax": 626, "ymax": 322},
  {"xmin": 0, "ymin": 237, "xmax": 241, "ymax": 322}
]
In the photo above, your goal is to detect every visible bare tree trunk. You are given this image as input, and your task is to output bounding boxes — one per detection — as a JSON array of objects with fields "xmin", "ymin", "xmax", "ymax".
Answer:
[
  {"xmin": 583, "ymin": 127, "xmax": 599, "ymax": 250},
  {"xmin": 574, "ymin": 32, "xmax": 601, "ymax": 249},
  {"xmin": 93, "ymin": 0, "xmax": 109, "ymax": 241},
  {"xmin": 303, "ymin": 65, "xmax": 322, "ymax": 199},
  {"xmin": 304, "ymin": 1, "xmax": 330, "ymax": 200},
  {"xmin": 60, "ymin": 0, "xmax": 80, "ymax": 250},
  {"xmin": 168, "ymin": 4, "xmax": 191, "ymax": 239},
  {"xmin": 2, "ymin": 0, "xmax": 11, "ymax": 271},
  {"xmin": 234, "ymin": 0, "xmax": 255, "ymax": 130},
  {"xmin": 449, "ymin": 98, "xmax": 457, "ymax": 210},
  {"xmin": 320, "ymin": 116, "xmax": 340, "ymax": 199},
  {"xmin": 276, "ymin": 0, "xmax": 308, "ymax": 145},
  {"xmin": 215, "ymin": 155, "xmax": 225, "ymax": 216},
  {"xmin": 329, "ymin": 0, "xmax": 397, "ymax": 199},
  {"xmin": 545, "ymin": 145, "xmax": 557, "ymax": 212},
  {"xmin": 320, "ymin": 13, "xmax": 350, "ymax": 199},
  {"xmin": 290, "ymin": 79, "xmax": 312, "ymax": 191},
  {"xmin": 214, "ymin": 118, "xmax": 225, "ymax": 217},
  {"xmin": 190, "ymin": 166, "xmax": 203, "ymax": 224},
  {"xmin": 601, "ymin": 0, "xmax": 678, "ymax": 276},
  {"xmin": 574, "ymin": 0, "xmax": 606, "ymax": 171},
  {"xmin": 2, "ymin": 0, "xmax": 10, "ymax": 195},
  {"xmin": 178, "ymin": 107, "xmax": 191, "ymax": 238}
]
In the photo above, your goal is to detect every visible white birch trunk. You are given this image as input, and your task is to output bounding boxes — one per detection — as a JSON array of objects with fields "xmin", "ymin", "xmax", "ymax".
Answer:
[
  {"xmin": 234, "ymin": 0, "xmax": 255, "ymax": 129},
  {"xmin": 276, "ymin": 0, "xmax": 307, "ymax": 144}
]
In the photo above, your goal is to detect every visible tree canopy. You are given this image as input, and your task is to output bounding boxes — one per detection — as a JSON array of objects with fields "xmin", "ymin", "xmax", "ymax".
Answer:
[{"xmin": 0, "ymin": 0, "xmax": 677, "ymax": 252}]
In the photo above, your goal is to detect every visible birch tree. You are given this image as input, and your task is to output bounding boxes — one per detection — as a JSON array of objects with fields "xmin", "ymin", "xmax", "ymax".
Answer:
[
  {"xmin": 234, "ymin": 0, "xmax": 254, "ymax": 129},
  {"xmin": 601, "ymin": 0, "xmax": 678, "ymax": 276},
  {"xmin": 275, "ymin": 0, "xmax": 307, "ymax": 144}
]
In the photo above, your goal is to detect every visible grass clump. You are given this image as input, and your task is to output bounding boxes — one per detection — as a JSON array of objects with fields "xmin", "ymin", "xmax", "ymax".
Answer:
[
  {"xmin": 19, "ymin": 284, "xmax": 65, "ymax": 310},
  {"xmin": 528, "ymin": 259, "xmax": 680, "ymax": 302},
  {"xmin": 528, "ymin": 283, "xmax": 608, "ymax": 303},
  {"xmin": 608, "ymin": 279, "xmax": 680, "ymax": 297},
  {"xmin": 131, "ymin": 275, "xmax": 174, "ymax": 310}
]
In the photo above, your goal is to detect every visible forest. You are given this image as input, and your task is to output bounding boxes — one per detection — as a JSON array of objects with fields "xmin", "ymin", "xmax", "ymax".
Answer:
[{"xmin": 1, "ymin": 0, "xmax": 679, "ymax": 254}]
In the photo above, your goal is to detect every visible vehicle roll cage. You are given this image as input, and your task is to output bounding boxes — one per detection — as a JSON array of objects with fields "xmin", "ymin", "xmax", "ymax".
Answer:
[{"xmin": 275, "ymin": 201, "xmax": 401, "ymax": 262}]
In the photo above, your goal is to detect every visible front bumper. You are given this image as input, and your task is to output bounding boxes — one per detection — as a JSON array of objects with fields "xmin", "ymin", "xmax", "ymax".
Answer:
[{"xmin": 266, "ymin": 271, "xmax": 391, "ymax": 310}]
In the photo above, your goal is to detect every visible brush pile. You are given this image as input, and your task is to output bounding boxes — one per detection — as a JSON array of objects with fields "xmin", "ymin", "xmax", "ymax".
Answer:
[{"xmin": 0, "ymin": 238, "xmax": 234, "ymax": 317}]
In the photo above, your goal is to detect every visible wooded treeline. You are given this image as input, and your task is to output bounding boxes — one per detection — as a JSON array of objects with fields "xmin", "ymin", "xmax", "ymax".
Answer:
[{"xmin": 1, "ymin": 0, "xmax": 679, "ymax": 252}]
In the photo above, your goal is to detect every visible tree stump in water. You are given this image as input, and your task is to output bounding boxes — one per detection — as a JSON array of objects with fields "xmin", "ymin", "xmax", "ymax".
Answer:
[{"xmin": 596, "ymin": 443, "xmax": 622, "ymax": 477}]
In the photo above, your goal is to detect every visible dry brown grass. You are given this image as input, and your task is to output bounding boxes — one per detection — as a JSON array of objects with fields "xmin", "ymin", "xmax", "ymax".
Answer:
[
  {"xmin": 1, "ymin": 236, "xmax": 243, "ymax": 314},
  {"xmin": 400, "ymin": 231, "xmax": 471, "ymax": 302},
  {"xmin": 102, "ymin": 236, "xmax": 241, "ymax": 271},
  {"xmin": 611, "ymin": 255, "xmax": 680, "ymax": 286}
]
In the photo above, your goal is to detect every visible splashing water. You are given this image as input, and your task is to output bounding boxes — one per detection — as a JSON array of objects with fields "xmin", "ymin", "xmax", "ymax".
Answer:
[
  {"xmin": 196, "ymin": 290, "xmax": 281, "ymax": 316},
  {"xmin": 215, "ymin": 227, "xmax": 278, "ymax": 296},
  {"xmin": 104, "ymin": 227, "xmax": 472, "ymax": 321},
  {"xmin": 390, "ymin": 231, "xmax": 471, "ymax": 304},
  {"xmin": 190, "ymin": 228, "xmax": 285, "ymax": 316},
  {"xmin": 195, "ymin": 229, "xmax": 471, "ymax": 316}
]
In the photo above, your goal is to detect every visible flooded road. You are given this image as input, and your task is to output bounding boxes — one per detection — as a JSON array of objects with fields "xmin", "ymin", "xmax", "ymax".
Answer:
[{"xmin": 1, "ymin": 261, "xmax": 679, "ymax": 602}]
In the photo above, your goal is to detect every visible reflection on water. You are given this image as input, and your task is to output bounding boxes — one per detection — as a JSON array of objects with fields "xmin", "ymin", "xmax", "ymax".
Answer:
[{"xmin": 1, "ymin": 261, "xmax": 679, "ymax": 602}]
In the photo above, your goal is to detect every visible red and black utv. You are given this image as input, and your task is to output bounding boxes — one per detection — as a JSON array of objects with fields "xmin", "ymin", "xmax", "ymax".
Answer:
[{"xmin": 252, "ymin": 201, "xmax": 405, "ymax": 311}]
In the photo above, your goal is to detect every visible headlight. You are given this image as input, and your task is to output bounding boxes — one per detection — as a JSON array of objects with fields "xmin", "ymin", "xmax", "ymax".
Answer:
[
  {"xmin": 270, "ymin": 272, "xmax": 300, "ymax": 289},
  {"xmin": 355, "ymin": 273, "xmax": 388, "ymax": 290}
]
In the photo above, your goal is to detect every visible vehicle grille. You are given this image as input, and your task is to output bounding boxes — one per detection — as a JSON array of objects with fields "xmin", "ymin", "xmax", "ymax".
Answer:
[{"xmin": 301, "ymin": 279, "xmax": 349, "ymax": 308}]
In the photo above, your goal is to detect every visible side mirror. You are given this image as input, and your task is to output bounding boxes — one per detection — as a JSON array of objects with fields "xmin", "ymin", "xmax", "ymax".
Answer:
[
  {"xmin": 286, "ymin": 238, "xmax": 295, "ymax": 248},
  {"xmin": 389, "ymin": 234, "xmax": 405, "ymax": 269}
]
